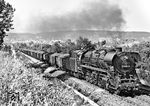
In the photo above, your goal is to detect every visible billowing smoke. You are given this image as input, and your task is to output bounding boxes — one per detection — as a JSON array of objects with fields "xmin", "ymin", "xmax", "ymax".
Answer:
[{"xmin": 28, "ymin": 0, "xmax": 125, "ymax": 32}]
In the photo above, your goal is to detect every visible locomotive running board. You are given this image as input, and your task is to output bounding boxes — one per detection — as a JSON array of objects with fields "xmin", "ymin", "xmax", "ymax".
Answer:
[{"xmin": 80, "ymin": 65, "xmax": 108, "ymax": 75}]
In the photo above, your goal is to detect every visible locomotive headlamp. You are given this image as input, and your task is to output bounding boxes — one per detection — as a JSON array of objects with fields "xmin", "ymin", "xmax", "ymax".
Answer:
[{"xmin": 121, "ymin": 56, "xmax": 131, "ymax": 69}]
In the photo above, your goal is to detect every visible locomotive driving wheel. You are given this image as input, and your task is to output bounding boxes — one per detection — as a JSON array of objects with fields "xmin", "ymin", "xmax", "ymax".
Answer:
[
  {"xmin": 85, "ymin": 71, "xmax": 91, "ymax": 82},
  {"xmin": 97, "ymin": 77, "xmax": 102, "ymax": 87},
  {"xmin": 107, "ymin": 76, "xmax": 120, "ymax": 94},
  {"xmin": 90, "ymin": 71, "xmax": 97, "ymax": 84},
  {"xmin": 97, "ymin": 76, "xmax": 109, "ymax": 89}
]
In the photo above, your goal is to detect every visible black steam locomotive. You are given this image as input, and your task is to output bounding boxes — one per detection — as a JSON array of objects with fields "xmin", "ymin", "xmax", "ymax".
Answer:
[{"xmin": 21, "ymin": 47, "xmax": 150, "ymax": 95}]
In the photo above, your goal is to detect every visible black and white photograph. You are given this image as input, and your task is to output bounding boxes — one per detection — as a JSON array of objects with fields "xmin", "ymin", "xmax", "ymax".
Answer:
[{"xmin": 0, "ymin": 0, "xmax": 150, "ymax": 105}]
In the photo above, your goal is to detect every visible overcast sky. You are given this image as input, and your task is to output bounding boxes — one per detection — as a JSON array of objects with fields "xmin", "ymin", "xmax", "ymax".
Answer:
[{"xmin": 5, "ymin": 0, "xmax": 150, "ymax": 33}]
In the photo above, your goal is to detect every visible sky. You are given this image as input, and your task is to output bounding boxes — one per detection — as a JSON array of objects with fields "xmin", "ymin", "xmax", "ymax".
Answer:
[{"xmin": 5, "ymin": 0, "xmax": 150, "ymax": 33}]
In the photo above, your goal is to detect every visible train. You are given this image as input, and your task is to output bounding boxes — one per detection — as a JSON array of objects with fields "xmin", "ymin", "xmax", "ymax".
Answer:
[{"xmin": 20, "ymin": 47, "xmax": 150, "ymax": 96}]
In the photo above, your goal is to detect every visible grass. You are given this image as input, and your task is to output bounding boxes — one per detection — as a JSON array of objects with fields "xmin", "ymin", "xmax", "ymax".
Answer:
[{"xmin": 0, "ymin": 51, "xmax": 79, "ymax": 106}]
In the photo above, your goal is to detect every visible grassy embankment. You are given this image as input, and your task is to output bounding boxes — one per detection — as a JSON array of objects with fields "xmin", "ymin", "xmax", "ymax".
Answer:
[{"xmin": 0, "ymin": 51, "xmax": 80, "ymax": 106}]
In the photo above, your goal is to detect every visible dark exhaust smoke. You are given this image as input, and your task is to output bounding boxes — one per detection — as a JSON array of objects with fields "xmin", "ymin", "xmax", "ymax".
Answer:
[{"xmin": 28, "ymin": 0, "xmax": 125, "ymax": 32}]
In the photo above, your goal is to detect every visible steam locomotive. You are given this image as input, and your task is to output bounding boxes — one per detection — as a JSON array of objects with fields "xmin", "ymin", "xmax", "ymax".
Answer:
[{"xmin": 21, "ymin": 47, "xmax": 150, "ymax": 95}]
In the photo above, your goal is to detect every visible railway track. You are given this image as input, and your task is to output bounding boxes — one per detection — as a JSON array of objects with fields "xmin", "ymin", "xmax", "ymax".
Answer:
[
  {"xmin": 18, "ymin": 51, "xmax": 150, "ymax": 106},
  {"xmin": 65, "ymin": 77, "xmax": 144, "ymax": 106}
]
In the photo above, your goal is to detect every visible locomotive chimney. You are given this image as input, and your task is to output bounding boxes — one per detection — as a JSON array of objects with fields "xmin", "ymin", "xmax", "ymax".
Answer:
[{"xmin": 115, "ymin": 47, "xmax": 122, "ymax": 52}]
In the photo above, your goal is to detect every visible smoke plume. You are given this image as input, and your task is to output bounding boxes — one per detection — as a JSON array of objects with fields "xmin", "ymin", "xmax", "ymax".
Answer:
[{"xmin": 28, "ymin": 0, "xmax": 125, "ymax": 32}]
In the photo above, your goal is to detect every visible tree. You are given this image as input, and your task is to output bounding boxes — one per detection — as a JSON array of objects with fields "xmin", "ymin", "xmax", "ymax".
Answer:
[
  {"xmin": 76, "ymin": 36, "xmax": 95, "ymax": 50},
  {"xmin": 51, "ymin": 41, "xmax": 62, "ymax": 53},
  {"xmin": 0, "ymin": 0, "xmax": 15, "ymax": 46},
  {"xmin": 64, "ymin": 39, "xmax": 76, "ymax": 53}
]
